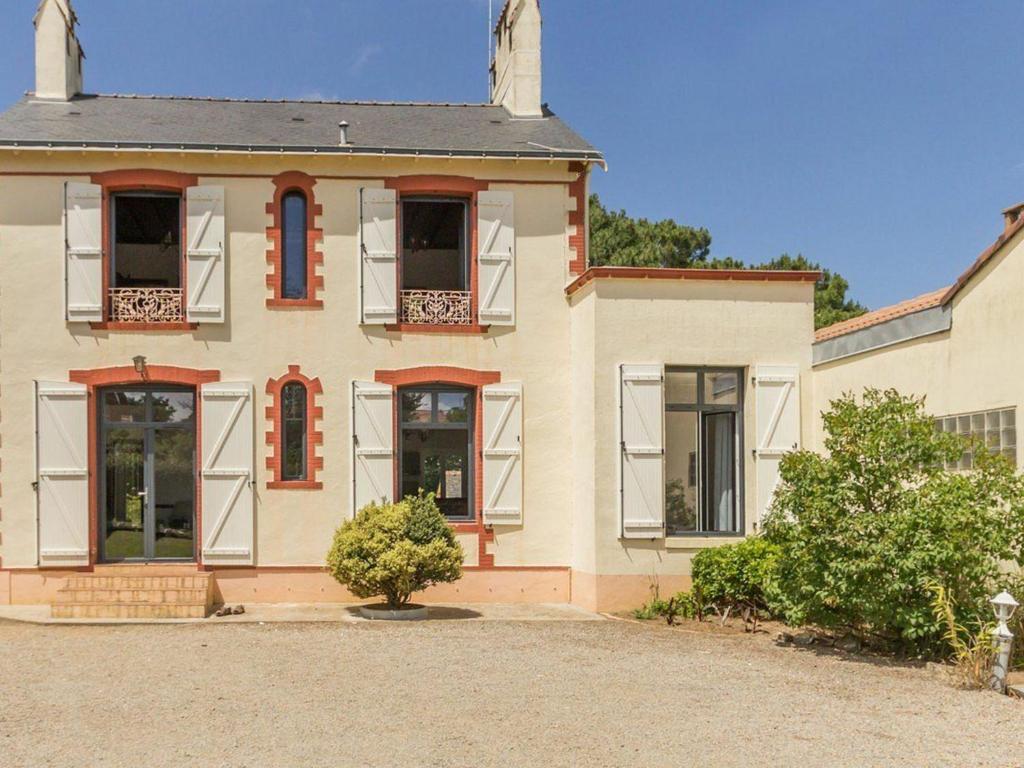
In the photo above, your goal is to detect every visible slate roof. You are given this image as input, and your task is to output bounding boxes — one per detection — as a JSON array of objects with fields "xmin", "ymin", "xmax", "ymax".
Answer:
[{"xmin": 0, "ymin": 93, "xmax": 603, "ymax": 163}]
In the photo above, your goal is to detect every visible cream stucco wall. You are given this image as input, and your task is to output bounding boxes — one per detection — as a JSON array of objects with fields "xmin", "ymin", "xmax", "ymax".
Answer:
[
  {"xmin": 0, "ymin": 150, "xmax": 580, "ymax": 571},
  {"xmin": 812, "ymin": 226, "xmax": 1024, "ymax": 456},
  {"xmin": 568, "ymin": 278, "xmax": 815, "ymax": 609}
]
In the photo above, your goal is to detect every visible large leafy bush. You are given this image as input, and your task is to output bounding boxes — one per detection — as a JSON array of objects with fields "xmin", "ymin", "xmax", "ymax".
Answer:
[
  {"xmin": 326, "ymin": 493, "xmax": 463, "ymax": 609},
  {"xmin": 763, "ymin": 388, "xmax": 1024, "ymax": 654}
]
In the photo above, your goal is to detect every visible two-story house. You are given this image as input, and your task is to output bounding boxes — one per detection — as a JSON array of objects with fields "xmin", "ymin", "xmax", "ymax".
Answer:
[{"xmin": 0, "ymin": 0, "xmax": 816, "ymax": 616}]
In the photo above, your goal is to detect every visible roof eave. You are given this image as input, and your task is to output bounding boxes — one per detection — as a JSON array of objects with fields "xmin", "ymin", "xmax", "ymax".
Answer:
[{"xmin": 565, "ymin": 266, "xmax": 821, "ymax": 297}]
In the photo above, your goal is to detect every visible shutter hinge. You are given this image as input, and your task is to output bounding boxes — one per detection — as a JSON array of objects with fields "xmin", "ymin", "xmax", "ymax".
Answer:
[{"xmin": 31, "ymin": 481, "xmax": 39, "ymax": 492}]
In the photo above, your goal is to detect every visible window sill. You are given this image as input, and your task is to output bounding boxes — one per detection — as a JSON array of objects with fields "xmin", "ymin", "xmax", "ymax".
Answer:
[
  {"xmin": 664, "ymin": 534, "xmax": 745, "ymax": 549},
  {"xmin": 449, "ymin": 522, "xmax": 480, "ymax": 533},
  {"xmin": 266, "ymin": 480, "xmax": 323, "ymax": 490},
  {"xmin": 267, "ymin": 298, "xmax": 324, "ymax": 309},
  {"xmin": 384, "ymin": 323, "xmax": 490, "ymax": 335},
  {"xmin": 89, "ymin": 321, "xmax": 199, "ymax": 332}
]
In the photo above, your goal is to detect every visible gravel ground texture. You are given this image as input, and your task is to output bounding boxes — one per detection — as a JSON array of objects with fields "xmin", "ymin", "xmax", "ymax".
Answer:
[{"xmin": 2, "ymin": 616, "xmax": 1024, "ymax": 767}]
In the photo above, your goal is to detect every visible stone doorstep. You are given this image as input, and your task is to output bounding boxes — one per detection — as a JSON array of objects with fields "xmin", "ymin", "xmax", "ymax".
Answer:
[
  {"xmin": 51, "ymin": 602, "xmax": 208, "ymax": 620},
  {"xmin": 55, "ymin": 588, "xmax": 210, "ymax": 604}
]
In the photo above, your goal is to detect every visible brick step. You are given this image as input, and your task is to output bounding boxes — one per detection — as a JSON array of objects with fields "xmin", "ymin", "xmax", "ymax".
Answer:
[
  {"xmin": 51, "ymin": 602, "xmax": 208, "ymax": 620},
  {"xmin": 64, "ymin": 575, "xmax": 211, "ymax": 590},
  {"xmin": 55, "ymin": 587, "xmax": 209, "ymax": 604}
]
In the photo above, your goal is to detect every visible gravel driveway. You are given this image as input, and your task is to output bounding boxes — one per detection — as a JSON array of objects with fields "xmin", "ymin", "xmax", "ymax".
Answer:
[{"xmin": 2, "ymin": 616, "xmax": 1023, "ymax": 767}]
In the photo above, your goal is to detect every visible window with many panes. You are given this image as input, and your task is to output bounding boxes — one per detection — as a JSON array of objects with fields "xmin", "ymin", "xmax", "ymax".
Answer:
[
  {"xmin": 399, "ymin": 386, "xmax": 473, "ymax": 519},
  {"xmin": 664, "ymin": 367, "xmax": 743, "ymax": 535},
  {"xmin": 935, "ymin": 407, "xmax": 1016, "ymax": 470}
]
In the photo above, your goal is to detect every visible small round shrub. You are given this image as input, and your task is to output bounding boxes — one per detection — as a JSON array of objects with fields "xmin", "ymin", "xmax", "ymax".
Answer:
[
  {"xmin": 326, "ymin": 492, "xmax": 463, "ymax": 609},
  {"xmin": 691, "ymin": 536, "xmax": 779, "ymax": 620}
]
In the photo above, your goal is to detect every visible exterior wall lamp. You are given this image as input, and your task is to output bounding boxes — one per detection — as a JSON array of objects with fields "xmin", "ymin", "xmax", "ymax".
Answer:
[
  {"xmin": 132, "ymin": 355, "xmax": 147, "ymax": 377},
  {"xmin": 990, "ymin": 590, "xmax": 1019, "ymax": 692}
]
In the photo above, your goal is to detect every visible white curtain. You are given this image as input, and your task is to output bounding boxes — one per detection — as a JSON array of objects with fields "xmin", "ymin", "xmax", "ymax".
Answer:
[{"xmin": 710, "ymin": 413, "xmax": 735, "ymax": 531}]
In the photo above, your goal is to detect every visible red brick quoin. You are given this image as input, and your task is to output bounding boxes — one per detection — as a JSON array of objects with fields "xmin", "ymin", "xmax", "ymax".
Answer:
[
  {"xmin": 265, "ymin": 366, "xmax": 324, "ymax": 489},
  {"xmin": 568, "ymin": 161, "xmax": 588, "ymax": 276},
  {"xmin": 266, "ymin": 171, "xmax": 324, "ymax": 308}
]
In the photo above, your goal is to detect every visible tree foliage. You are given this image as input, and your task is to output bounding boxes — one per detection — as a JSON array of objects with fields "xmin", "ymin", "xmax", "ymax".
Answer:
[
  {"xmin": 762, "ymin": 389, "xmax": 1024, "ymax": 655},
  {"xmin": 587, "ymin": 195, "xmax": 866, "ymax": 329},
  {"xmin": 326, "ymin": 492, "xmax": 463, "ymax": 609}
]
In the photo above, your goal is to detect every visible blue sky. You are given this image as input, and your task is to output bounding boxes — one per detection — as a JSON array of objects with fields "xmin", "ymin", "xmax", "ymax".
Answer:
[{"xmin": 2, "ymin": 0, "xmax": 1020, "ymax": 309}]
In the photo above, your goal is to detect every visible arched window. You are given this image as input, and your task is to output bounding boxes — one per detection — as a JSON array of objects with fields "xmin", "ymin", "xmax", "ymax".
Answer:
[
  {"xmin": 281, "ymin": 190, "xmax": 308, "ymax": 299},
  {"xmin": 282, "ymin": 381, "xmax": 307, "ymax": 480}
]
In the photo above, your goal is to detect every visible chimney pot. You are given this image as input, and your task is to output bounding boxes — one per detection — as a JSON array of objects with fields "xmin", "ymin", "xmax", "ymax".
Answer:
[{"xmin": 1002, "ymin": 202, "xmax": 1024, "ymax": 234}]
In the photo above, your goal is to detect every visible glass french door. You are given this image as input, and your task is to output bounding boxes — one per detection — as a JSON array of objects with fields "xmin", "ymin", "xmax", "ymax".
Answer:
[{"xmin": 100, "ymin": 387, "xmax": 196, "ymax": 561}]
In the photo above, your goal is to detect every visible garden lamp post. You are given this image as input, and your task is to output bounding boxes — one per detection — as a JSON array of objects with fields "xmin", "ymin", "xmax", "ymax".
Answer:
[{"xmin": 989, "ymin": 590, "xmax": 1018, "ymax": 693}]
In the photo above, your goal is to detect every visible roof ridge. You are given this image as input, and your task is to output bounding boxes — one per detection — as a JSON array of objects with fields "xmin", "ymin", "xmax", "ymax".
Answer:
[{"xmin": 75, "ymin": 92, "xmax": 497, "ymax": 108}]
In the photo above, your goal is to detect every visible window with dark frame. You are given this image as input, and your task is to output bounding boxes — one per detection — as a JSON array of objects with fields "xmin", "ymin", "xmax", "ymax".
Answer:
[
  {"xmin": 111, "ymin": 192, "xmax": 181, "ymax": 289},
  {"xmin": 664, "ymin": 367, "xmax": 743, "ymax": 535},
  {"xmin": 399, "ymin": 386, "xmax": 473, "ymax": 520},
  {"xmin": 281, "ymin": 382, "xmax": 307, "ymax": 481},
  {"xmin": 398, "ymin": 197, "xmax": 472, "ymax": 325},
  {"xmin": 281, "ymin": 190, "xmax": 308, "ymax": 300}
]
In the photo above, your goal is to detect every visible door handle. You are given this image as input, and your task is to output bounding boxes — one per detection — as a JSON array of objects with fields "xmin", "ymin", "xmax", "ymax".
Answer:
[{"xmin": 136, "ymin": 490, "xmax": 148, "ymax": 498}]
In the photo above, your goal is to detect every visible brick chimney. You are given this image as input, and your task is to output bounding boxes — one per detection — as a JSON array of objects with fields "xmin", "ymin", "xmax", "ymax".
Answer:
[
  {"xmin": 1003, "ymin": 203, "xmax": 1024, "ymax": 234},
  {"xmin": 34, "ymin": 0, "xmax": 83, "ymax": 101},
  {"xmin": 490, "ymin": 0, "xmax": 542, "ymax": 118}
]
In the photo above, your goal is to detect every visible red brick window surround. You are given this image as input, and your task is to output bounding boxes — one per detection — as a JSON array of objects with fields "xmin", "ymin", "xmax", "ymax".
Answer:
[
  {"xmin": 89, "ymin": 169, "xmax": 200, "ymax": 330},
  {"xmin": 384, "ymin": 175, "xmax": 490, "ymax": 334},
  {"xmin": 266, "ymin": 171, "xmax": 324, "ymax": 309},
  {"xmin": 266, "ymin": 366, "xmax": 323, "ymax": 489}
]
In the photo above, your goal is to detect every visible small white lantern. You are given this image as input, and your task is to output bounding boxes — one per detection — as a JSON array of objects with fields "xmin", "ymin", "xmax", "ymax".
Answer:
[{"xmin": 991, "ymin": 590, "xmax": 1019, "ymax": 627}]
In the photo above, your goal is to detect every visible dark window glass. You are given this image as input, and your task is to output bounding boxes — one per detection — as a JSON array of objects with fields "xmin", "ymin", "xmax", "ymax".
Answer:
[
  {"xmin": 282, "ymin": 191, "xmax": 308, "ymax": 299},
  {"xmin": 664, "ymin": 368, "xmax": 743, "ymax": 535},
  {"xmin": 282, "ymin": 382, "xmax": 307, "ymax": 480},
  {"xmin": 399, "ymin": 386, "xmax": 473, "ymax": 519},
  {"xmin": 401, "ymin": 199, "xmax": 468, "ymax": 292},
  {"xmin": 112, "ymin": 194, "xmax": 181, "ymax": 288}
]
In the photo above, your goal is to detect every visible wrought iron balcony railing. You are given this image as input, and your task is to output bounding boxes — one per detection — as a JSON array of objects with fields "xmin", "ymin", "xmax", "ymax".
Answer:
[
  {"xmin": 400, "ymin": 290, "xmax": 472, "ymax": 325},
  {"xmin": 108, "ymin": 288, "xmax": 184, "ymax": 323}
]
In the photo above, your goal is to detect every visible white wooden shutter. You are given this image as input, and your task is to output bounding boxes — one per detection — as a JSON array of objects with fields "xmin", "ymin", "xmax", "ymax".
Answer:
[
  {"xmin": 64, "ymin": 181, "xmax": 103, "ymax": 323},
  {"xmin": 619, "ymin": 365, "xmax": 665, "ymax": 539},
  {"xmin": 477, "ymin": 190, "xmax": 515, "ymax": 326},
  {"xmin": 35, "ymin": 381, "xmax": 90, "ymax": 566},
  {"xmin": 754, "ymin": 365, "xmax": 801, "ymax": 521},
  {"xmin": 352, "ymin": 381, "xmax": 394, "ymax": 513},
  {"xmin": 200, "ymin": 382, "xmax": 254, "ymax": 565},
  {"xmin": 482, "ymin": 382, "xmax": 523, "ymax": 525},
  {"xmin": 186, "ymin": 185, "xmax": 226, "ymax": 323},
  {"xmin": 359, "ymin": 188, "xmax": 397, "ymax": 324}
]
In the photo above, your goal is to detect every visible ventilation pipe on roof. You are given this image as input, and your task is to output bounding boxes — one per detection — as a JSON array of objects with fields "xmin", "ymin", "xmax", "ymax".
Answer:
[
  {"xmin": 338, "ymin": 121, "xmax": 350, "ymax": 146},
  {"xmin": 489, "ymin": 0, "xmax": 542, "ymax": 118},
  {"xmin": 34, "ymin": 0, "xmax": 84, "ymax": 101},
  {"xmin": 1002, "ymin": 203, "xmax": 1024, "ymax": 234}
]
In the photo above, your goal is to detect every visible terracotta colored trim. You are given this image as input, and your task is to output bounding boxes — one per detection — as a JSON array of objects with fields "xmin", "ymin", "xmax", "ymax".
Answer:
[
  {"xmin": 374, "ymin": 365, "xmax": 500, "ymax": 567},
  {"xmin": 266, "ymin": 171, "xmax": 324, "ymax": 308},
  {"xmin": 67, "ymin": 365, "xmax": 220, "ymax": 566},
  {"xmin": 265, "ymin": 365, "xmax": 324, "ymax": 489},
  {"xmin": 88, "ymin": 321, "xmax": 199, "ymax": 331},
  {"xmin": 565, "ymin": 266, "xmax": 823, "ymax": 296},
  {"xmin": 567, "ymin": 161, "xmax": 588, "ymax": 275},
  {"xmin": 91, "ymin": 169, "xmax": 196, "ymax": 325},
  {"xmin": 940, "ymin": 212, "xmax": 1024, "ymax": 305},
  {"xmin": 384, "ymin": 323, "xmax": 490, "ymax": 335},
  {"xmin": 384, "ymin": 174, "xmax": 489, "ymax": 195},
  {"xmin": 90, "ymin": 168, "xmax": 198, "ymax": 191}
]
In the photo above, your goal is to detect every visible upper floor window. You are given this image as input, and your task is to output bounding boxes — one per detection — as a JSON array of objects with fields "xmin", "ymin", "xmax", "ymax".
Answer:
[
  {"xmin": 282, "ymin": 381, "xmax": 307, "ymax": 481},
  {"xmin": 400, "ymin": 197, "xmax": 470, "ymax": 325},
  {"xmin": 664, "ymin": 367, "xmax": 743, "ymax": 536},
  {"xmin": 281, "ymin": 191, "xmax": 308, "ymax": 300},
  {"xmin": 109, "ymin": 192, "xmax": 184, "ymax": 322}
]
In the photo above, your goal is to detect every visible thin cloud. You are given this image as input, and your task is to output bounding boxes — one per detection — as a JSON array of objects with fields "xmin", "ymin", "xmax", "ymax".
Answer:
[{"xmin": 350, "ymin": 44, "xmax": 383, "ymax": 75}]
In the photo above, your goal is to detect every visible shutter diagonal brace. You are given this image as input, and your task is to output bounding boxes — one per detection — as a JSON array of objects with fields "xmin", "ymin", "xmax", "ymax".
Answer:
[
  {"xmin": 756, "ymin": 379, "xmax": 793, "ymax": 456},
  {"xmin": 483, "ymin": 392, "xmax": 520, "ymax": 514},
  {"xmin": 187, "ymin": 205, "xmax": 220, "ymax": 312}
]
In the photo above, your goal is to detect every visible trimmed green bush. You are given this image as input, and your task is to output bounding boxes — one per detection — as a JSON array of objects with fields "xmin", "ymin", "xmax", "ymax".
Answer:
[
  {"xmin": 326, "ymin": 492, "xmax": 463, "ymax": 609},
  {"xmin": 764, "ymin": 388, "xmax": 1024, "ymax": 655},
  {"xmin": 691, "ymin": 536, "xmax": 779, "ymax": 626}
]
